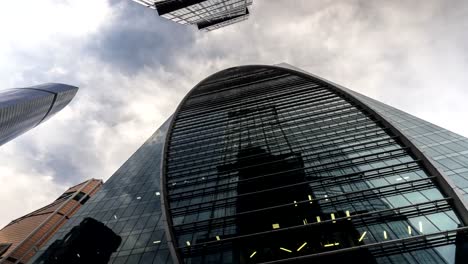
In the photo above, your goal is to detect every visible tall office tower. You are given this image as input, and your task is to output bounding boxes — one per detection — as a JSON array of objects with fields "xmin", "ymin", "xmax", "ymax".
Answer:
[
  {"xmin": 0, "ymin": 179, "xmax": 102, "ymax": 264},
  {"xmin": 30, "ymin": 120, "xmax": 173, "ymax": 264},
  {"xmin": 32, "ymin": 64, "xmax": 468, "ymax": 264},
  {"xmin": 0, "ymin": 83, "xmax": 78, "ymax": 146},
  {"xmin": 132, "ymin": 0, "xmax": 253, "ymax": 31}
]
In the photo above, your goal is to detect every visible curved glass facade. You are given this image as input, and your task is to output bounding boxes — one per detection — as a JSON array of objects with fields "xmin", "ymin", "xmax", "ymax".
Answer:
[
  {"xmin": 346, "ymin": 90, "xmax": 468, "ymax": 204},
  {"xmin": 0, "ymin": 83, "xmax": 78, "ymax": 146},
  {"xmin": 163, "ymin": 66, "xmax": 468, "ymax": 263}
]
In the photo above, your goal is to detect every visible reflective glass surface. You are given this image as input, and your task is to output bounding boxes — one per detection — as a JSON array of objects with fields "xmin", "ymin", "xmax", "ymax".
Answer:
[
  {"xmin": 0, "ymin": 83, "xmax": 77, "ymax": 146},
  {"xmin": 156, "ymin": 0, "xmax": 252, "ymax": 31},
  {"xmin": 346, "ymin": 90, "xmax": 468, "ymax": 203},
  {"xmin": 30, "ymin": 119, "xmax": 173, "ymax": 264},
  {"xmin": 164, "ymin": 66, "xmax": 468, "ymax": 263}
]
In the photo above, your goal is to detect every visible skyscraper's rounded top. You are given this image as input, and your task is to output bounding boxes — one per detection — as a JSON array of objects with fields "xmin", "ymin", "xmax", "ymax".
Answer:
[
  {"xmin": 27, "ymin": 83, "xmax": 78, "ymax": 94},
  {"xmin": 0, "ymin": 82, "xmax": 78, "ymax": 146}
]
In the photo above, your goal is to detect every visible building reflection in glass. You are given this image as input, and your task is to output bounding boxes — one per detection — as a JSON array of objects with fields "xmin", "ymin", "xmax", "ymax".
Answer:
[
  {"xmin": 33, "ymin": 218, "xmax": 121, "ymax": 264},
  {"xmin": 216, "ymin": 106, "xmax": 377, "ymax": 263},
  {"xmin": 29, "ymin": 120, "xmax": 172, "ymax": 264}
]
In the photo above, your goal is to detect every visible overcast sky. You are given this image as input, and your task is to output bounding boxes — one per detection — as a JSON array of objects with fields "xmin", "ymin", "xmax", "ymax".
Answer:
[{"xmin": 1, "ymin": 0, "xmax": 468, "ymax": 228}]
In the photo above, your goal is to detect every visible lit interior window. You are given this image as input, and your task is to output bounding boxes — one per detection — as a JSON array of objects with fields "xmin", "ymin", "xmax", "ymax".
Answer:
[
  {"xmin": 155, "ymin": 192, "xmax": 161, "ymax": 196},
  {"xmin": 316, "ymin": 216, "xmax": 321, "ymax": 222},
  {"xmin": 186, "ymin": 241, "xmax": 191, "ymax": 246},
  {"xmin": 324, "ymin": 242, "xmax": 339, "ymax": 247},
  {"xmin": 216, "ymin": 236, "xmax": 221, "ymax": 241},
  {"xmin": 308, "ymin": 195, "xmax": 313, "ymax": 204},
  {"xmin": 383, "ymin": 231, "xmax": 388, "ymax": 240},
  {"xmin": 331, "ymin": 213, "xmax": 336, "ymax": 223},
  {"xmin": 297, "ymin": 242, "xmax": 307, "ymax": 251},
  {"xmin": 280, "ymin": 247, "xmax": 292, "ymax": 253},
  {"xmin": 358, "ymin": 231, "xmax": 367, "ymax": 242},
  {"xmin": 272, "ymin": 223, "xmax": 280, "ymax": 229},
  {"xmin": 408, "ymin": 226, "xmax": 412, "ymax": 235},
  {"xmin": 249, "ymin": 251, "xmax": 257, "ymax": 258}
]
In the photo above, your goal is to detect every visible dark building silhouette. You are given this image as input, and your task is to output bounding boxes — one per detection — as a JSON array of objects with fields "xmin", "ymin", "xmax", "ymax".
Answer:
[
  {"xmin": 132, "ymin": 0, "xmax": 252, "ymax": 31},
  {"xmin": 31, "ymin": 64, "xmax": 468, "ymax": 264},
  {"xmin": 33, "ymin": 218, "xmax": 121, "ymax": 264},
  {"xmin": 0, "ymin": 83, "xmax": 78, "ymax": 146}
]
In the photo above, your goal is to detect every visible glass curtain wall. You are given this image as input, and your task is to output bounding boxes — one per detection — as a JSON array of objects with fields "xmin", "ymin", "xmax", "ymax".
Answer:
[
  {"xmin": 164, "ymin": 66, "xmax": 468, "ymax": 263},
  {"xmin": 30, "ymin": 119, "xmax": 173, "ymax": 264}
]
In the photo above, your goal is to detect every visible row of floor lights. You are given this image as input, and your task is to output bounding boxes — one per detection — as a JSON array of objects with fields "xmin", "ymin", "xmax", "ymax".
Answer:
[
  {"xmin": 188, "ymin": 221, "xmax": 423, "ymax": 259},
  {"xmin": 182, "ymin": 194, "xmax": 426, "ymax": 258},
  {"xmin": 246, "ymin": 224, "xmax": 419, "ymax": 260},
  {"xmin": 273, "ymin": 211, "xmax": 351, "ymax": 228},
  {"xmin": 357, "ymin": 222, "xmax": 422, "ymax": 242},
  {"xmin": 249, "ymin": 241, "xmax": 332, "ymax": 259}
]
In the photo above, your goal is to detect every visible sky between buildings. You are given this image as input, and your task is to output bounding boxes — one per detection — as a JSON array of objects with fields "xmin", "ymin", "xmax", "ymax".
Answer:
[{"xmin": 0, "ymin": 0, "xmax": 467, "ymax": 228}]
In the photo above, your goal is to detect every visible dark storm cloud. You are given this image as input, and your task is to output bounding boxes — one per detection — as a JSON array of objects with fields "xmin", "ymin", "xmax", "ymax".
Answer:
[{"xmin": 85, "ymin": 0, "xmax": 196, "ymax": 74}]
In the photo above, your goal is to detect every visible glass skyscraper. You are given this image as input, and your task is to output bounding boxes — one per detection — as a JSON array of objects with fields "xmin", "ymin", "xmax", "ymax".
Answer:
[
  {"xmin": 132, "ymin": 0, "xmax": 252, "ymax": 31},
  {"xmin": 0, "ymin": 83, "xmax": 78, "ymax": 146},
  {"xmin": 31, "ymin": 64, "xmax": 468, "ymax": 264}
]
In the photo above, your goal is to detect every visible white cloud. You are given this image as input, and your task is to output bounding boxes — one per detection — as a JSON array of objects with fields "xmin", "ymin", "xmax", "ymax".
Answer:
[
  {"xmin": 0, "ymin": 158, "xmax": 66, "ymax": 228},
  {"xmin": 0, "ymin": 0, "xmax": 110, "ymax": 42}
]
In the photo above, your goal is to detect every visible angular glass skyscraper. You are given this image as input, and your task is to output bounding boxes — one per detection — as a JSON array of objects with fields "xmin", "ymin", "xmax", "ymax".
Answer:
[
  {"xmin": 0, "ymin": 83, "xmax": 78, "ymax": 146},
  {"xmin": 31, "ymin": 64, "xmax": 468, "ymax": 264},
  {"xmin": 132, "ymin": 0, "xmax": 252, "ymax": 31}
]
